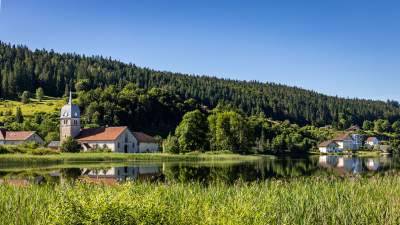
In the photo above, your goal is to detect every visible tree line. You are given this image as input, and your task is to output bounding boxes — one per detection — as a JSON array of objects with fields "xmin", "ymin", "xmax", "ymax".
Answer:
[
  {"xmin": 5, "ymin": 84, "xmax": 400, "ymax": 153},
  {"xmin": 164, "ymin": 108, "xmax": 334, "ymax": 154},
  {"xmin": 1, "ymin": 41, "xmax": 400, "ymax": 128}
]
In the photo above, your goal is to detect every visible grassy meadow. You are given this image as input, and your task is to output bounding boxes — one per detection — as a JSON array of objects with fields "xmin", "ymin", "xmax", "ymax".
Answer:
[
  {"xmin": 0, "ymin": 97, "xmax": 65, "ymax": 120},
  {"xmin": 1, "ymin": 176, "xmax": 400, "ymax": 225}
]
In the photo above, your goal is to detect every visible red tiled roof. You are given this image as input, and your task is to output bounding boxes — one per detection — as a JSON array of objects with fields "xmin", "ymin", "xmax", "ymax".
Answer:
[
  {"xmin": 366, "ymin": 137, "xmax": 378, "ymax": 142},
  {"xmin": 332, "ymin": 133, "xmax": 351, "ymax": 141},
  {"xmin": 76, "ymin": 126, "xmax": 127, "ymax": 141},
  {"xmin": 133, "ymin": 132, "xmax": 157, "ymax": 143},
  {"xmin": 318, "ymin": 140, "xmax": 338, "ymax": 147},
  {"xmin": 0, "ymin": 130, "xmax": 35, "ymax": 141}
]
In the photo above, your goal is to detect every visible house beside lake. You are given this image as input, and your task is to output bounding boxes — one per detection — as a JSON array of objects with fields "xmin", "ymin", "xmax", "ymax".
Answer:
[
  {"xmin": 365, "ymin": 137, "xmax": 379, "ymax": 149},
  {"xmin": 53, "ymin": 92, "xmax": 159, "ymax": 153},
  {"xmin": 318, "ymin": 133, "xmax": 379, "ymax": 153},
  {"xmin": 318, "ymin": 140, "xmax": 339, "ymax": 153}
]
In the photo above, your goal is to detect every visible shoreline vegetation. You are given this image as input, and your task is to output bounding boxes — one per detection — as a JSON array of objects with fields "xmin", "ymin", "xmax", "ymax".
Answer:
[
  {"xmin": 309, "ymin": 150, "xmax": 384, "ymax": 156},
  {"xmin": 0, "ymin": 152, "xmax": 267, "ymax": 164},
  {"xmin": 1, "ymin": 176, "xmax": 400, "ymax": 224}
]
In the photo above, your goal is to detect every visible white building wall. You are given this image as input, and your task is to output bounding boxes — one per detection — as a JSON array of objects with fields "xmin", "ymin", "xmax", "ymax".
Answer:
[
  {"xmin": 319, "ymin": 147, "xmax": 328, "ymax": 153},
  {"xmin": 81, "ymin": 141, "xmax": 116, "ymax": 151},
  {"xmin": 27, "ymin": 134, "xmax": 44, "ymax": 145},
  {"xmin": 80, "ymin": 129, "xmax": 139, "ymax": 153},
  {"xmin": 138, "ymin": 143, "xmax": 159, "ymax": 153},
  {"xmin": 336, "ymin": 139, "xmax": 354, "ymax": 150},
  {"xmin": 114, "ymin": 130, "xmax": 139, "ymax": 153}
]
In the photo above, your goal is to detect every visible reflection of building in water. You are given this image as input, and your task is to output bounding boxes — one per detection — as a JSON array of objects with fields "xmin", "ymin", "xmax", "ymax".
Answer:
[
  {"xmin": 319, "ymin": 155, "xmax": 385, "ymax": 175},
  {"xmin": 0, "ymin": 178, "xmax": 30, "ymax": 186},
  {"xmin": 366, "ymin": 158, "xmax": 380, "ymax": 171},
  {"xmin": 319, "ymin": 156, "xmax": 365, "ymax": 174},
  {"xmin": 0, "ymin": 175, "xmax": 49, "ymax": 186},
  {"xmin": 336, "ymin": 157, "xmax": 363, "ymax": 173},
  {"xmin": 82, "ymin": 166, "xmax": 161, "ymax": 182},
  {"xmin": 319, "ymin": 155, "xmax": 338, "ymax": 166}
]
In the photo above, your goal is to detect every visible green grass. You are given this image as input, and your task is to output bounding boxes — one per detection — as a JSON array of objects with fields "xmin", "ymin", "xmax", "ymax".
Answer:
[
  {"xmin": 0, "ymin": 144, "xmax": 58, "ymax": 155},
  {"xmin": 1, "ymin": 176, "xmax": 400, "ymax": 224},
  {"xmin": 0, "ymin": 97, "xmax": 64, "ymax": 120},
  {"xmin": 0, "ymin": 152, "xmax": 266, "ymax": 164}
]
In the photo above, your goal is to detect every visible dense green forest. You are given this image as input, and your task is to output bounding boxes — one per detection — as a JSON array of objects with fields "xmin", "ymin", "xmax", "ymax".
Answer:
[{"xmin": 1, "ymin": 41, "xmax": 400, "ymax": 128}]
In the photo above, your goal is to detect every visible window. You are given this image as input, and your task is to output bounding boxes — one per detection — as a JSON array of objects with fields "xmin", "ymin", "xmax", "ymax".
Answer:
[
  {"xmin": 118, "ymin": 143, "xmax": 120, "ymax": 148},
  {"xmin": 125, "ymin": 134, "xmax": 128, "ymax": 142}
]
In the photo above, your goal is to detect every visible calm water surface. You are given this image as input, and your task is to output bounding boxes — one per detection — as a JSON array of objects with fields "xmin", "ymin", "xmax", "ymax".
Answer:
[{"xmin": 1, "ymin": 155, "xmax": 399, "ymax": 185}]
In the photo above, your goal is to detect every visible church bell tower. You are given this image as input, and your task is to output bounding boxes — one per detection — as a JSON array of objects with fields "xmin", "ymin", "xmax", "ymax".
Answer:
[{"xmin": 60, "ymin": 92, "xmax": 81, "ymax": 143}]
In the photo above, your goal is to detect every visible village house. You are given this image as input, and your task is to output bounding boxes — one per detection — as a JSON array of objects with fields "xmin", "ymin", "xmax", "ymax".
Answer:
[
  {"xmin": 318, "ymin": 132, "xmax": 381, "ymax": 153},
  {"xmin": 54, "ymin": 92, "xmax": 159, "ymax": 153},
  {"xmin": 132, "ymin": 132, "xmax": 159, "ymax": 152},
  {"xmin": 351, "ymin": 134, "xmax": 363, "ymax": 149},
  {"xmin": 318, "ymin": 133, "xmax": 362, "ymax": 153},
  {"xmin": 318, "ymin": 140, "xmax": 340, "ymax": 153},
  {"xmin": 0, "ymin": 129, "xmax": 44, "ymax": 145},
  {"xmin": 365, "ymin": 137, "xmax": 379, "ymax": 149},
  {"xmin": 332, "ymin": 133, "xmax": 355, "ymax": 151}
]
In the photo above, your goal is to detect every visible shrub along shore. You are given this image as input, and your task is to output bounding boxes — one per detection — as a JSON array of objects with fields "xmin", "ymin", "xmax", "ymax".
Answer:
[
  {"xmin": 1, "ymin": 176, "xmax": 400, "ymax": 224},
  {"xmin": 0, "ymin": 152, "xmax": 265, "ymax": 164}
]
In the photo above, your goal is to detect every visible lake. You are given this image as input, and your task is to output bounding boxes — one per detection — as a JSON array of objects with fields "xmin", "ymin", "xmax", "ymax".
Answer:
[{"xmin": 1, "ymin": 154, "xmax": 399, "ymax": 185}]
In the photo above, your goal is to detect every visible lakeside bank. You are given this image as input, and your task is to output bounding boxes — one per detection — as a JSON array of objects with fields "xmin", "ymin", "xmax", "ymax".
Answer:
[{"xmin": 0, "ymin": 152, "xmax": 267, "ymax": 164}]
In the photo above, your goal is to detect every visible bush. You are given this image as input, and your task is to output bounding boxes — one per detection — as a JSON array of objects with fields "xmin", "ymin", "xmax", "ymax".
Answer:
[
  {"xmin": 60, "ymin": 137, "xmax": 81, "ymax": 153},
  {"xmin": 86, "ymin": 144, "xmax": 111, "ymax": 153},
  {"xmin": 0, "ymin": 144, "xmax": 58, "ymax": 155},
  {"xmin": 0, "ymin": 145, "xmax": 11, "ymax": 154},
  {"xmin": 20, "ymin": 141, "xmax": 39, "ymax": 149},
  {"xmin": 163, "ymin": 134, "xmax": 180, "ymax": 153},
  {"xmin": 21, "ymin": 91, "xmax": 30, "ymax": 104}
]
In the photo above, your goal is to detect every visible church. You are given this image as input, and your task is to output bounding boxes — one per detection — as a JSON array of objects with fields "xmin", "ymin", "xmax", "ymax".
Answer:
[{"xmin": 53, "ymin": 93, "xmax": 159, "ymax": 153}]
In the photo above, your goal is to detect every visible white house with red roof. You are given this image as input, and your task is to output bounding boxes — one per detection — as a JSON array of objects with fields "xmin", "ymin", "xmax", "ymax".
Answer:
[
  {"xmin": 365, "ymin": 137, "xmax": 379, "ymax": 149},
  {"xmin": 318, "ymin": 133, "xmax": 365, "ymax": 153},
  {"xmin": 57, "ymin": 93, "xmax": 159, "ymax": 153},
  {"xmin": 0, "ymin": 129, "xmax": 44, "ymax": 145},
  {"xmin": 332, "ymin": 133, "xmax": 355, "ymax": 151},
  {"xmin": 318, "ymin": 140, "xmax": 339, "ymax": 153}
]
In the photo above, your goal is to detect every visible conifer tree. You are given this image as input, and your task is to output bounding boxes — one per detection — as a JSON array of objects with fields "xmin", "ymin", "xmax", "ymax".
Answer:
[
  {"xmin": 36, "ymin": 87, "xmax": 44, "ymax": 102},
  {"xmin": 15, "ymin": 107, "xmax": 23, "ymax": 123}
]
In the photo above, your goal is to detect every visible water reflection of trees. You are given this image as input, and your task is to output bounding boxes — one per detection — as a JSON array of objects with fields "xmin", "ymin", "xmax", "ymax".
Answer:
[
  {"xmin": 162, "ymin": 158, "xmax": 321, "ymax": 184},
  {"xmin": 3, "ymin": 155, "xmax": 400, "ymax": 185}
]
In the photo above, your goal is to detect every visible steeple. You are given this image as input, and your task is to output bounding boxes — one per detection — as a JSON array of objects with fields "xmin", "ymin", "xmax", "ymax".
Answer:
[
  {"xmin": 68, "ymin": 91, "xmax": 72, "ymax": 104},
  {"xmin": 60, "ymin": 91, "xmax": 81, "ymax": 142}
]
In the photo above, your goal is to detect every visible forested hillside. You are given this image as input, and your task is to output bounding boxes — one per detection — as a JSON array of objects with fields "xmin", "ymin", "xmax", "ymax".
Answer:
[{"xmin": 1, "ymin": 41, "xmax": 399, "ymax": 127}]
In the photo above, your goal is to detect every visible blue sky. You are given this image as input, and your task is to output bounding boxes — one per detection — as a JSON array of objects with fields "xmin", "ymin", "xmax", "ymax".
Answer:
[{"xmin": 0, "ymin": 0, "xmax": 399, "ymax": 101}]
